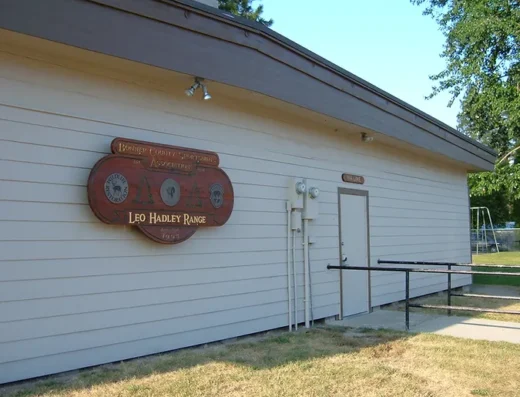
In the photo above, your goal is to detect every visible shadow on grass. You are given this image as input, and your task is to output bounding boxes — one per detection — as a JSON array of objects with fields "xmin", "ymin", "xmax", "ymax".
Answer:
[
  {"xmin": 0, "ymin": 326, "xmax": 411, "ymax": 397},
  {"xmin": 473, "ymin": 266, "xmax": 520, "ymax": 286}
]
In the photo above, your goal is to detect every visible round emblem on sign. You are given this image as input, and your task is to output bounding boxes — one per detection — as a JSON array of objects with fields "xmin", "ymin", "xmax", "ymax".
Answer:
[
  {"xmin": 104, "ymin": 173, "xmax": 129, "ymax": 204},
  {"xmin": 209, "ymin": 183, "xmax": 224, "ymax": 209},
  {"xmin": 160, "ymin": 178, "xmax": 181, "ymax": 207}
]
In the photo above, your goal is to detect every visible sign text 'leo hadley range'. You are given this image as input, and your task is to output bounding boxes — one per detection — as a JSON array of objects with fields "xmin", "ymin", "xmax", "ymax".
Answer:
[
  {"xmin": 87, "ymin": 138, "xmax": 234, "ymax": 244},
  {"xmin": 128, "ymin": 212, "xmax": 208, "ymax": 226}
]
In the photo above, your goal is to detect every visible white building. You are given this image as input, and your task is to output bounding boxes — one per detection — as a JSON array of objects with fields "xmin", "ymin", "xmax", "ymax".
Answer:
[{"xmin": 0, "ymin": 0, "xmax": 495, "ymax": 384}]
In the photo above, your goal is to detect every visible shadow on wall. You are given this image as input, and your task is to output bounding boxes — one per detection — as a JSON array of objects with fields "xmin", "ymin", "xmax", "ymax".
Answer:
[{"xmin": 0, "ymin": 326, "xmax": 410, "ymax": 397}]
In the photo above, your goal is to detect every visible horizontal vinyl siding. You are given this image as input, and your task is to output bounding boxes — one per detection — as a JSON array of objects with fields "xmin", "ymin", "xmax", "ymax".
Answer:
[{"xmin": 0, "ymin": 38, "xmax": 470, "ymax": 383}]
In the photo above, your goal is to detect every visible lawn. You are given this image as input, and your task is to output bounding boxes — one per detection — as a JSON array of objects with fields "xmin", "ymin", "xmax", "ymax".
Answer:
[
  {"xmin": 472, "ymin": 252, "xmax": 520, "ymax": 266},
  {"xmin": 472, "ymin": 252, "xmax": 520, "ymax": 286},
  {"xmin": 2, "ymin": 327, "xmax": 520, "ymax": 397}
]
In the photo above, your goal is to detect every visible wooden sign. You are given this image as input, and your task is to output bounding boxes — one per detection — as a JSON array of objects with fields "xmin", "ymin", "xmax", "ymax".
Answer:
[
  {"xmin": 87, "ymin": 138, "xmax": 234, "ymax": 244},
  {"xmin": 342, "ymin": 173, "xmax": 365, "ymax": 185}
]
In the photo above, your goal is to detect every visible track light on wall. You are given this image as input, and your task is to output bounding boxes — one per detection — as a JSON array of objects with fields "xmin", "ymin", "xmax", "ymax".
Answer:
[
  {"xmin": 361, "ymin": 132, "xmax": 374, "ymax": 143},
  {"xmin": 201, "ymin": 83, "xmax": 212, "ymax": 101},
  {"xmin": 185, "ymin": 81, "xmax": 200, "ymax": 97},
  {"xmin": 185, "ymin": 77, "xmax": 212, "ymax": 100}
]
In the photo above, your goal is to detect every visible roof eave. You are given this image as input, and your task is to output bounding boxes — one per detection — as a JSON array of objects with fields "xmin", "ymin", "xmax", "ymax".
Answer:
[{"xmin": 0, "ymin": 0, "xmax": 497, "ymax": 171}]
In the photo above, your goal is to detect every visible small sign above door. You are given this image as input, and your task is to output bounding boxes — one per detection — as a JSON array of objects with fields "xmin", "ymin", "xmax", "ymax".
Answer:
[{"xmin": 342, "ymin": 173, "xmax": 365, "ymax": 185}]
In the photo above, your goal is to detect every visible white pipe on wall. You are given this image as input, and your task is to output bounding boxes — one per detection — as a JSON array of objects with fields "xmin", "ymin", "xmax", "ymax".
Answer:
[
  {"xmin": 301, "ymin": 178, "xmax": 311, "ymax": 329},
  {"xmin": 303, "ymin": 217, "xmax": 310, "ymax": 328},
  {"xmin": 308, "ymin": 237, "xmax": 315, "ymax": 327},
  {"xmin": 292, "ymin": 229, "xmax": 298, "ymax": 330},
  {"xmin": 286, "ymin": 201, "xmax": 293, "ymax": 331}
]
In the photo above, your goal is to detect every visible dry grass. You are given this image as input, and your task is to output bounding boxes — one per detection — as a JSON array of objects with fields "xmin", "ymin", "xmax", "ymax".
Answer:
[{"xmin": 2, "ymin": 327, "xmax": 520, "ymax": 397}]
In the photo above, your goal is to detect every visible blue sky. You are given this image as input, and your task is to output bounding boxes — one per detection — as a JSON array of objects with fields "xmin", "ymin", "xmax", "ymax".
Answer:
[{"xmin": 260, "ymin": 0, "xmax": 460, "ymax": 128}]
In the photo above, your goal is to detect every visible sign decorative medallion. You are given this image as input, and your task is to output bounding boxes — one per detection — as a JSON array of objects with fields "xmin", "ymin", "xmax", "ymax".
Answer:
[
  {"xmin": 160, "ymin": 179, "xmax": 181, "ymax": 207},
  {"xmin": 104, "ymin": 173, "xmax": 129, "ymax": 204},
  {"xmin": 209, "ymin": 183, "xmax": 224, "ymax": 209},
  {"xmin": 341, "ymin": 173, "xmax": 365, "ymax": 185},
  {"xmin": 87, "ymin": 138, "xmax": 234, "ymax": 244}
]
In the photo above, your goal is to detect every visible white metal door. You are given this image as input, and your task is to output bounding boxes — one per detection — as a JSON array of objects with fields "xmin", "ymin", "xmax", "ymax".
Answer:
[{"xmin": 340, "ymin": 193, "xmax": 370, "ymax": 317}]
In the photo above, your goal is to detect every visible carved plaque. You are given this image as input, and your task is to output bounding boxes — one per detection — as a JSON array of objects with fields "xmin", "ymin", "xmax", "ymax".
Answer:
[
  {"xmin": 342, "ymin": 173, "xmax": 365, "ymax": 185},
  {"xmin": 87, "ymin": 138, "xmax": 234, "ymax": 244}
]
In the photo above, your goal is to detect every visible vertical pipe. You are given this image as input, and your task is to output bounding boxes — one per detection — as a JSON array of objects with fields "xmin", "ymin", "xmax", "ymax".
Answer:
[
  {"xmin": 447, "ymin": 264, "xmax": 452, "ymax": 316},
  {"xmin": 303, "ymin": 218, "xmax": 311, "ymax": 328},
  {"xmin": 476, "ymin": 208, "xmax": 480, "ymax": 254},
  {"xmin": 308, "ymin": 239, "xmax": 314, "ymax": 327},
  {"xmin": 405, "ymin": 271, "xmax": 410, "ymax": 331},
  {"xmin": 286, "ymin": 201, "xmax": 293, "ymax": 331},
  {"xmin": 293, "ymin": 230, "xmax": 298, "ymax": 330},
  {"xmin": 483, "ymin": 208, "xmax": 488, "ymax": 251},
  {"xmin": 486, "ymin": 207, "xmax": 500, "ymax": 253}
]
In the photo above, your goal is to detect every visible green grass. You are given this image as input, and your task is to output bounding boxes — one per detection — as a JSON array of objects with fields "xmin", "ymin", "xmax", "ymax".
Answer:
[
  {"xmin": 473, "ymin": 252, "xmax": 520, "ymax": 266},
  {"xmin": 472, "ymin": 253, "xmax": 520, "ymax": 286},
  {"xmin": 472, "ymin": 266, "xmax": 520, "ymax": 286},
  {"xmin": 2, "ymin": 327, "xmax": 520, "ymax": 397}
]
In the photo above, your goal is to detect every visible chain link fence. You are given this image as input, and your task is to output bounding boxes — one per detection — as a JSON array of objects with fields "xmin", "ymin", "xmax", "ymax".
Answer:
[{"xmin": 471, "ymin": 228, "xmax": 520, "ymax": 253}]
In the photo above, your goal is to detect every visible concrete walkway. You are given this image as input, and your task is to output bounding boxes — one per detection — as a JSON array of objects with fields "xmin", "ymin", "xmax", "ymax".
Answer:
[{"xmin": 327, "ymin": 310, "xmax": 520, "ymax": 344}]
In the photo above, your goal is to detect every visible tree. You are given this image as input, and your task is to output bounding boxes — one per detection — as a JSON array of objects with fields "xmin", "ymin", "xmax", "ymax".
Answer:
[
  {"xmin": 412, "ymin": 0, "xmax": 520, "ymax": 222},
  {"xmin": 218, "ymin": 0, "xmax": 273, "ymax": 27}
]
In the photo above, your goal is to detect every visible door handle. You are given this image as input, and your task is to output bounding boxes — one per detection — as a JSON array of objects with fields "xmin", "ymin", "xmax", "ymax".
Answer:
[{"xmin": 342, "ymin": 256, "xmax": 348, "ymax": 264}]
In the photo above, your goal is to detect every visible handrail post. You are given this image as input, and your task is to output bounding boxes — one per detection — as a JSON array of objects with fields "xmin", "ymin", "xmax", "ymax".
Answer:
[
  {"xmin": 405, "ymin": 270, "xmax": 410, "ymax": 331},
  {"xmin": 447, "ymin": 264, "xmax": 452, "ymax": 316}
]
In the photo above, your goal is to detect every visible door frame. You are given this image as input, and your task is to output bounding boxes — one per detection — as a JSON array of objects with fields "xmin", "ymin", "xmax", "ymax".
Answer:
[{"xmin": 337, "ymin": 187, "xmax": 372, "ymax": 320}]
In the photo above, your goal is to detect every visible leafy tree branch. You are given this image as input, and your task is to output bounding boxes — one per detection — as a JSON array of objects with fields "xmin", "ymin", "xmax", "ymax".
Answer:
[{"xmin": 218, "ymin": 0, "xmax": 273, "ymax": 26}]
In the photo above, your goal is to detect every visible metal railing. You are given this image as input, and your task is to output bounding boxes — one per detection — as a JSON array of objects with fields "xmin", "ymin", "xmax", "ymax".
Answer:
[{"xmin": 327, "ymin": 259, "xmax": 520, "ymax": 330}]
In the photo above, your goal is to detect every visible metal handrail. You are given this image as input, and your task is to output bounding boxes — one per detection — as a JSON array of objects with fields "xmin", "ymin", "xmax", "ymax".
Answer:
[
  {"xmin": 409, "ymin": 304, "xmax": 520, "ymax": 315},
  {"xmin": 378, "ymin": 259, "xmax": 520, "ymax": 317},
  {"xmin": 327, "ymin": 265, "xmax": 520, "ymax": 276},
  {"xmin": 378, "ymin": 259, "xmax": 520, "ymax": 270},
  {"xmin": 451, "ymin": 293, "xmax": 520, "ymax": 301},
  {"xmin": 327, "ymin": 262, "xmax": 520, "ymax": 330}
]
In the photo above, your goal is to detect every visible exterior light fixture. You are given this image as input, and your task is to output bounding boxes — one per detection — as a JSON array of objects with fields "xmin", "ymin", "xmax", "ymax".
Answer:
[
  {"xmin": 295, "ymin": 181, "xmax": 306, "ymax": 195},
  {"xmin": 185, "ymin": 80, "xmax": 200, "ymax": 97},
  {"xmin": 202, "ymin": 83, "xmax": 212, "ymax": 101},
  {"xmin": 309, "ymin": 187, "xmax": 320, "ymax": 199},
  {"xmin": 361, "ymin": 132, "xmax": 373, "ymax": 142},
  {"xmin": 185, "ymin": 77, "xmax": 212, "ymax": 100}
]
